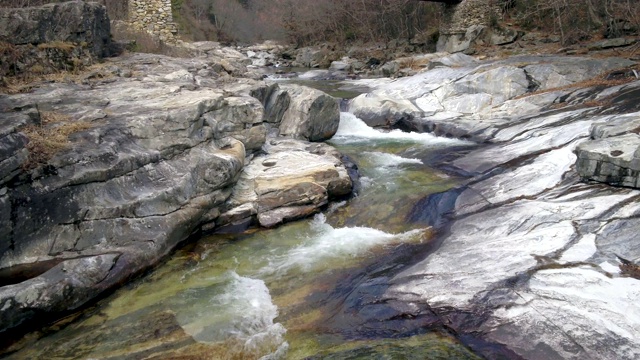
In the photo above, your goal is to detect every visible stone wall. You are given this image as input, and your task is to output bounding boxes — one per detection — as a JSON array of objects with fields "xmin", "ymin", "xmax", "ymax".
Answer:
[
  {"xmin": 440, "ymin": 0, "xmax": 502, "ymax": 35},
  {"xmin": 128, "ymin": 0, "xmax": 176, "ymax": 41}
]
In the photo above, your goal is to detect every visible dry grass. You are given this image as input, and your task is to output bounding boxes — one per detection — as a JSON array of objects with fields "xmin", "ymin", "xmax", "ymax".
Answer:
[
  {"xmin": 36, "ymin": 41, "xmax": 76, "ymax": 52},
  {"xmin": 22, "ymin": 111, "xmax": 92, "ymax": 169},
  {"xmin": 111, "ymin": 23, "xmax": 190, "ymax": 58},
  {"xmin": 0, "ymin": 40, "xmax": 95, "ymax": 93},
  {"xmin": 1, "ymin": 61, "xmax": 114, "ymax": 94},
  {"xmin": 397, "ymin": 56, "xmax": 431, "ymax": 70},
  {"xmin": 0, "ymin": 41, "xmax": 22, "ymax": 77},
  {"xmin": 581, "ymin": 99, "xmax": 608, "ymax": 108}
]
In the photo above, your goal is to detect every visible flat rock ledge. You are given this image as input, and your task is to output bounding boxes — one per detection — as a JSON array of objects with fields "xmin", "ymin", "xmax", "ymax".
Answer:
[
  {"xmin": 0, "ymin": 50, "xmax": 348, "ymax": 334},
  {"xmin": 219, "ymin": 138, "xmax": 352, "ymax": 229}
]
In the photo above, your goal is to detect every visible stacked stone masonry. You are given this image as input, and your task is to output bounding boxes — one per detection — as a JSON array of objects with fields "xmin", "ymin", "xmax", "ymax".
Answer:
[
  {"xmin": 441, "ymin": 0, "xmax": 503, "ymax": 34},
  {"xmin": 128, "ymin": 0, "xmax": 177, "ymax": 41}
]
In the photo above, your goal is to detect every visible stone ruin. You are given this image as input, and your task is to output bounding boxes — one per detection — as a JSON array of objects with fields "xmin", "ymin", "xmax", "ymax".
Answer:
[
  {"xmin": 424, "ymin": 0, "xmax": 518, "ymax": 53},
  {"xmin": 127, "ymin": 0, "xmax": 177, "ymax": 42}
]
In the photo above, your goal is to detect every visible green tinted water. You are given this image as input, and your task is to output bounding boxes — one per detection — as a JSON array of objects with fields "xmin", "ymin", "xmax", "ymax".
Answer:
[{"xmin": 4, "ymin": 114, "xmax": 478, "ymax": 360}]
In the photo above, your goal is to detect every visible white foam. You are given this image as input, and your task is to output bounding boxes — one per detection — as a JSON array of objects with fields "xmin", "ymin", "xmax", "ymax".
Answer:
[
  {"xmin": 177, "ymin": 272, "xmax": 287, "ymax": 358},
  {"xmin": 359, "ymin": 176, "xmax": 374, "ymax": 189},
  {"xmin": 327, "ymin": 200, "xmax": 347, "ymax": 214},
  {"xmin": 333, "ymin": 112, "xmax": 473, "ymax": 146},
  {"xmin": 261, "ymin": 214, "xmax": 425, "ymax": 276},
  {"xmin": 364, "ymin": 151, "xmax": 423, "ymax": 167}
]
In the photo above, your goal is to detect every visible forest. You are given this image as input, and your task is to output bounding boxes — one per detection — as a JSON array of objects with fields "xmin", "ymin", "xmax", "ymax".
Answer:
[{"xmin": 1, "ymin": 0, "xmax": 638, "ymax": 46}]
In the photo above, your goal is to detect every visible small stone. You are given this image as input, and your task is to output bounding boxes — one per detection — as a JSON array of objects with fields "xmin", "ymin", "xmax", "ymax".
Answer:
[{"xmin": 262, "ymin": 159, "xmax": 277, "ymax": 167}]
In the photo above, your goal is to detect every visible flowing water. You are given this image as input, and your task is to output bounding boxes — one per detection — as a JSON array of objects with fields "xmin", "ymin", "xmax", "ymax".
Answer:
[{"xmin": 4, "ymin": 113, "xmax": 480, "ymax": 359}]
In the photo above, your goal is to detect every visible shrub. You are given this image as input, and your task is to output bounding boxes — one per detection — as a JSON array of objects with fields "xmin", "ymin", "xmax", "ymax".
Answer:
[{"xmin": 510, "ymin": 0, "xmax": 640, "ymax": 44}]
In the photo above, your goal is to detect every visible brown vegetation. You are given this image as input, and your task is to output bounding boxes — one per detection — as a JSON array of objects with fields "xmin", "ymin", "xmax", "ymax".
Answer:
[
  {"xmin": 509, "ymin": 0, "xmax": 640, "ymax": 45},
  {"xmin": 519, "ymin": 66, "xmax": 640, "ymax": 100},
  {"xmin": 22, "ymin": 111, "xmax": 92, "ymax": 170},
  {"xmin": 110, "ymin": 24, "xmax": 190, "ymax": 56},
  {"xmin": 279, "ymin": 0, "xmax": 442, "ymax": 46},
  {"xmin": 1, "ymin": 0, "xmax": 638, "ymax": 48},
  {"xmin": 0, "ymin": 40, "xmax": 92, "ymax": 92},
  {"xmin": 166, "ymin": 0, "xmax": 442, "ymax": 45},
  {"xmin": 165, "ymin": 0, "xmax": 639, "ymax": 47}
]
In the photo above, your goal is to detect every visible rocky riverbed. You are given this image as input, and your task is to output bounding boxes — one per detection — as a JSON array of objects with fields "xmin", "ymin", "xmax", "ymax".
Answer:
[
  {"xmin": 345, "ymin": 52, "xmax": 640, "ymax": 359},
  {"xmin": 0, "ymin": 48, "xmax": 353, "ymax": 337},
  {"xmin": 1, "ymin": 5, "xmax": 640, "ymax": 355}
]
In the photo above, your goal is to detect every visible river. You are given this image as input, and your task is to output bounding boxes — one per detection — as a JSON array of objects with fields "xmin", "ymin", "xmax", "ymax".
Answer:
[{"xmin": 4, "ymin": 97, "xmax": 484, "ymax": 359}]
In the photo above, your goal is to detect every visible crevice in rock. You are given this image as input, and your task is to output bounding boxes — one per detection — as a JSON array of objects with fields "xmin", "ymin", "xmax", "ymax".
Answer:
[
  {"xmin": 8, "ymin": 197, "xmax": 17, "ymax": 252},
  {"xmin": 96, "ymin": 253, "xmax": 122, "ymax": 285},
  {"xmin": 522, "ymin": 68, "xmax": 540, "ymax": 93}
]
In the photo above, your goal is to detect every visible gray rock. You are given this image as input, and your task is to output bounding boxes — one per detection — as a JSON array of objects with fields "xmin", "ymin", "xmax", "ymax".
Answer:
[
  {"xmin": 348, "ymin": 54, "xmax": 640, "ymax": 359},
  {"xmin": 0, "ymin": 1, "xmax": 111, "ymax": 57},
  {"xmin": 427, "ymin": 52, "xmax": 478, "ymax": 68},
  {"xmin": 575, "ymin": 133, "xmax": 640, "ymax": 188},
  {"xmin": 260, "ymin": 84, "xmax": 340, "ymax": 142},
  {"xmin": 380, "ymin": 61, "xmax": 401, "ymax": 76},
  {"xmin": 386, "ymin": 111, "xmax": 640, "ymax": 359},
  {"xmin": 524, "ymin": 56, "xmax": 635, "ymax": 90},
  {"xmin": 258, "ymin": 205, "xmax": 319, "ymax": 228},
  {"xmin": 294, "ymin": 47, "xmax": 329, "ymax": 68},
  {"xmin": 0, "ymin": 51, "xmax": 351, "ymax": 334},
  {"xmin": 590, "ymin": 112, "xmax": 640, "ymax": 139},
  {"xmin": 221, "ymin": 138, "xmax": 352, "ymax": 228},
  {"xmin": 589, "ymin": 37, "xmax": 636, "ymax": 50},
  {"xmin": 329, "ymin": 60, "xmax": 352, "ymax": 72},
  {"xmin": 279, "ymin": 84, "xmax": 339, "ymax": 141},
  {"xmin": 436, "ymin": 25, "xmax": 486, "ymax": 53},
  {"xmin": 348, "ymin": 54, "xmax": 635, "ymax": 133},
  {"xmin": 0, "ymin": 254, "xmax": 119, "ymax": 332},
  {"xmin": 489, "ymin": 27, "xmax": 520, "ymax": 45}
]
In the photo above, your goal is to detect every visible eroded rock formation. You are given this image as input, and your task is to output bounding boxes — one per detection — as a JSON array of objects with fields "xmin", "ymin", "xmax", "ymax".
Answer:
[{"xmin": 0, "ymin": 49, "xmax": 351, "ymax": 334}]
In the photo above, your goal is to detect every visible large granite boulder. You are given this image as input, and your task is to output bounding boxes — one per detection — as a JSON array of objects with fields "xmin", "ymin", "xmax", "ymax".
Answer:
[
  {"xmin": 0, "ymin": 1, "xmax": 111, "ymax": 57},
  {"xmin": 257, "ymin": 84, "xmax": 340, "ymax": 142},
  {"xmin": 293, "ymin": 47, "xmax": 333, "ymax": 68}
]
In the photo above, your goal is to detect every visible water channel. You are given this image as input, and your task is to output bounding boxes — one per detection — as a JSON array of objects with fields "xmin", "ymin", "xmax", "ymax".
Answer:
[{"xmin": 3, "ymin": 81, "xmax": 483, "ymax": 359}]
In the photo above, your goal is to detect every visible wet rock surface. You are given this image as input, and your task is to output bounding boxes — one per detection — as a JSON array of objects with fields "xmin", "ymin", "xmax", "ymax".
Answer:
[
  {"xmin": 349, "ymin": 53, "xmax": 640, "ymax": 359},
  {"xmin": 0, "ymin": 48, "xmax": 347, "ymax": 334}
]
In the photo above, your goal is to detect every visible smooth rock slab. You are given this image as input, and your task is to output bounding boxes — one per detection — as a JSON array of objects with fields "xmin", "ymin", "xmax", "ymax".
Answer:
[{"xmin": 484, "ymin": 267, "xmax": 640, "ymax": 360}]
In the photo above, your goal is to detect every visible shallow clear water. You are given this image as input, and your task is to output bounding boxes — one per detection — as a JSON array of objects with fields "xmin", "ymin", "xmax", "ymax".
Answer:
[{"xmin": 4, "ymin": 113, "xmax": 478, "ymax": 360}]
